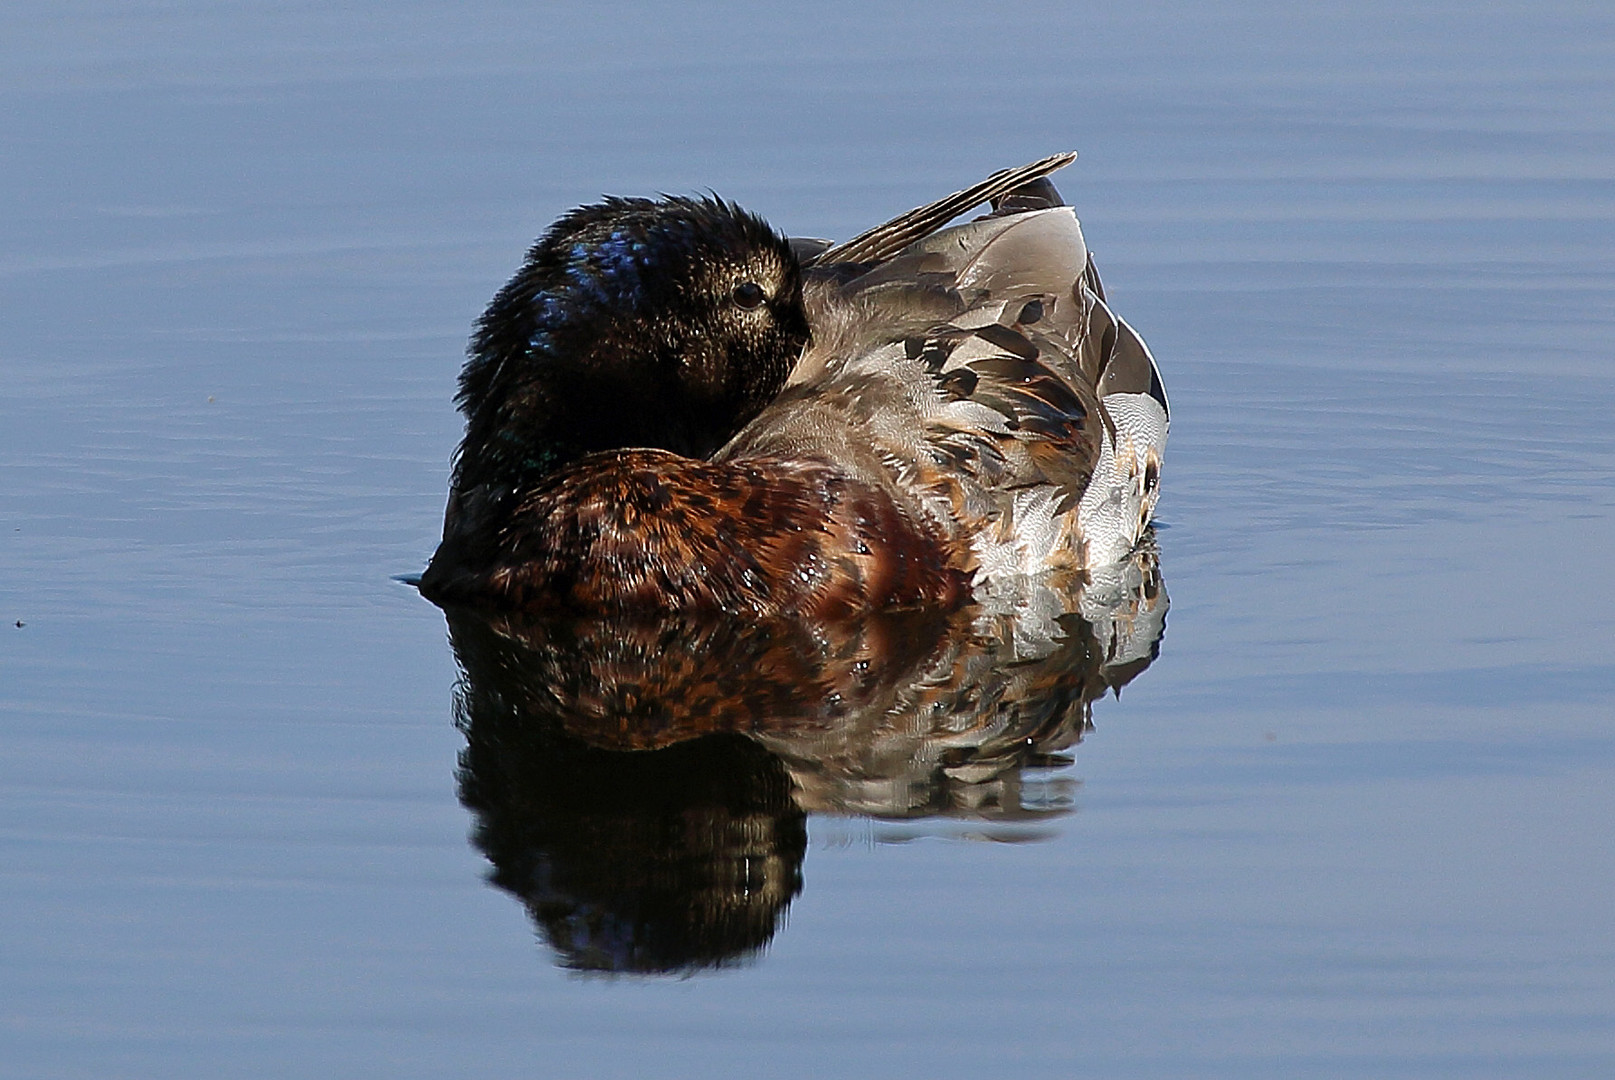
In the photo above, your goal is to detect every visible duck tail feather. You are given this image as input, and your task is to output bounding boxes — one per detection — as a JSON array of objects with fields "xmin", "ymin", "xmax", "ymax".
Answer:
[{"xmin": 812, "ymin": 152, "xmax": 1077, "ymax": 267}]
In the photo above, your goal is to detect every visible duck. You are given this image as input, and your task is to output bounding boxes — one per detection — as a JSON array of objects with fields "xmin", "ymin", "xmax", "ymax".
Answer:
[{"xmin": 418, "ymin": 153, "xmax": 1168, "ymax": 619}]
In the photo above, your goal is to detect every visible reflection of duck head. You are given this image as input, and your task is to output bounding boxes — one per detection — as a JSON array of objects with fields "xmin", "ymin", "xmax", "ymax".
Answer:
[
  {"xmin": 435, "ymin": 540, "xmax": 1166, "ymax": 973},
  {"xmin": 419, "ymin": 155, "xmax": 1168, "ymax": 619},
  {"xmin": 450, "ymin": 612, "xmax": 807, "ymax": 975}
]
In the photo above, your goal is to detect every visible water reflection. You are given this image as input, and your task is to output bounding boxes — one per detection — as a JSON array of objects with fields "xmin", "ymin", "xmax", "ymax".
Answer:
[{"xmin": 433, "ymin": 540, "xmax": 1166, "ymax": 973}]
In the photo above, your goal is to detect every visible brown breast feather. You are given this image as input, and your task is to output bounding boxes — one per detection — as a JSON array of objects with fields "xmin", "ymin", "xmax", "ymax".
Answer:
[{"xmin": 430, "ymin": 449, "xmax": 967, "ymax": 618}]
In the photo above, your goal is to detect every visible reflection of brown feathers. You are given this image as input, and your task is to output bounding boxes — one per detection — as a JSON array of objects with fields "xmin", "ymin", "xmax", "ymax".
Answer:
[
  {"xmin": 436, "ymin": 539, "xmax": 1164, "ymax": 974},
  {"xmin": 436, "ymin": 537, "xmax": 1167, "ymax": 818},
  {"xmin": 447, "ymin": 605, "xmax": 962, "ymax": 752},
  {"xmin": 422, "ymin": 449, "xmax": 967, "ymax": 618}
]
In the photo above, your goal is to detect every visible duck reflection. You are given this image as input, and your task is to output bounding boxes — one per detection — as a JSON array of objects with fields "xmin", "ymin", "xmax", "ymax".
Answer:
[{"xmin": 436, "ymin": 540, "xmax": 1166, "ymax": 974}]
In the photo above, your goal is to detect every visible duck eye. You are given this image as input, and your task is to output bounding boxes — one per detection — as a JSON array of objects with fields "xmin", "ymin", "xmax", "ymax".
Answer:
[{"xmin": 731, "ymin": 282, "xmax": 766, "ymax": 310}]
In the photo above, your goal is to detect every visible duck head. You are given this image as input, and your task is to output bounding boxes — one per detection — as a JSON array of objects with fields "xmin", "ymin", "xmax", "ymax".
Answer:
[{"xmin": 450, "ymin": 196, "xmax": 811, "ymax": 501}]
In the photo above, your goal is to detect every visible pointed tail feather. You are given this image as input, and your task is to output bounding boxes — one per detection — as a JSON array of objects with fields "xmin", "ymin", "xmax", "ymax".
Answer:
[{"xmin": 812, "ymin": 152, "xmax": 1077, "ymax": 267}]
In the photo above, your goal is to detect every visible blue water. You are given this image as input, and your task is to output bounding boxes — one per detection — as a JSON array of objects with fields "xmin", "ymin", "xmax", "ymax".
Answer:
[{"xmin": 4, "ymin": 2, "xmax": 1613, "ymax": 1076}]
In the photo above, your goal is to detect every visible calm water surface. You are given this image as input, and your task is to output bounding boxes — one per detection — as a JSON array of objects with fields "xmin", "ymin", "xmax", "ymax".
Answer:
[{"xmin": 4, "ymin": 2, "xmax": 1614, "ymax": 1077}]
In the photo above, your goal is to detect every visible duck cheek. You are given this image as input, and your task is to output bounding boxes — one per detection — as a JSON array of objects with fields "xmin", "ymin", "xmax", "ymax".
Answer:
[
  {"xmin": 717, "ymin": 339, "xmax": 783, "ymax": 413},
  {"xmin": 675, "ymin": 339, "xmax": 729, "ymax": 398}
]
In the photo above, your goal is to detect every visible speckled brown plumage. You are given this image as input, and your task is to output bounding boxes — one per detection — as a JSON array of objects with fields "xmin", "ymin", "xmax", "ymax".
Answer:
[{"xmin": 422, "ymin": 449, "xmax": 967, "ymax": 618}]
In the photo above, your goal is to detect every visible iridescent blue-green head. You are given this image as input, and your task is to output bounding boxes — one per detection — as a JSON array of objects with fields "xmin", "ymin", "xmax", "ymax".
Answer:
[{"xmin": 451, "ymin": 195, "xmax": 809, "ymax": 497}]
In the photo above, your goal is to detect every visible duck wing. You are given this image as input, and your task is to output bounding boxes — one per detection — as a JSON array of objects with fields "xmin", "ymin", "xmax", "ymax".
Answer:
[{"xmin": 730, "ymin": 196, "xmax": 1167, "ymax": 585}]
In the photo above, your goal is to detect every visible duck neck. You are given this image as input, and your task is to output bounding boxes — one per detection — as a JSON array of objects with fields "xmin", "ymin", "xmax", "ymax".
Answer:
[{"xmin": 445, "ymin": 333, "xmax": 775, "ymax": 549}]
